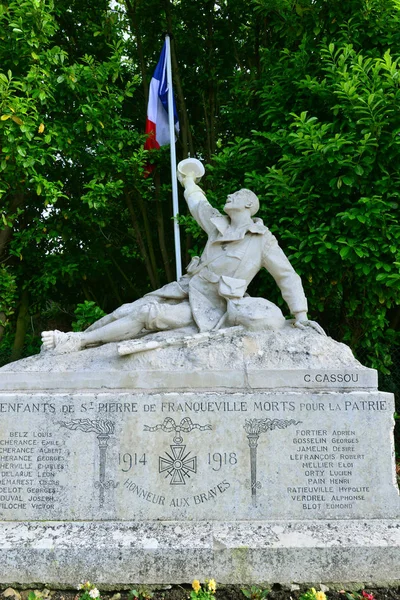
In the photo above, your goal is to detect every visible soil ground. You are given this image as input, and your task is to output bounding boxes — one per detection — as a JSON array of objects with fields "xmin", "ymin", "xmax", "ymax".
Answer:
[{"xmin": 4, "ymin": 584, "xmax": 400, "ymax": 600}]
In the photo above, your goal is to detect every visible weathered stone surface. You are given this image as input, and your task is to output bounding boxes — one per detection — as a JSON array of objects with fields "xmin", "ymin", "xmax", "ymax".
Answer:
[
  {"xmin": 0, "ymin": 328, "xmax": 377, "ymax": 391},
  {"xmin": 0, "ymin": 388, "xmax": 396, "ymax": 521},
  {"xmin": 1, "ymin": 157, "xmax": 398, "ymax": 585},
  {"xmin": 3, "ymin": 327, "xmax": 362, "ymax": 372},
  {"xmin": 0, "ymin": 520, "xmax": 399, "ymax": 585},
  {"xmin": 0, "ymin": 328, "xmax": 398, "ymax": 584}
]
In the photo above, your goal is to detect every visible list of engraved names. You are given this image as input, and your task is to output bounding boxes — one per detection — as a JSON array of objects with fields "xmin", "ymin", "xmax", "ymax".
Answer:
[
  {"xmin": 0, "ymin": 431, "xmax": 67, "ymax": 512},
  {"xmin": 288, "ymin": 428, "xmax": 368, "ymax": 511},
  {"xmin": 0, "ymin": 388, "xmax": 392, "ymax": 520}
]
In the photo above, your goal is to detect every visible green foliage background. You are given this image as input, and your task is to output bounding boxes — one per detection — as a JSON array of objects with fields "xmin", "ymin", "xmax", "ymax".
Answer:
[{"xmin": 1, "ymin": 0, "xmax": 400, "ymax": 396}]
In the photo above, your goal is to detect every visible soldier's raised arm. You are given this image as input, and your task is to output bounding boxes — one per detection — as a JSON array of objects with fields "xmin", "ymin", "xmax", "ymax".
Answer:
[{"xmin": 178, "ymin": 169, "xmax": 222, "ymax": 237}]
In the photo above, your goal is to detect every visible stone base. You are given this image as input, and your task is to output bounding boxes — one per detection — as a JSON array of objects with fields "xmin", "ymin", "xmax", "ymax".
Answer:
[
  {"xmin": 0, "ymin": 520, "xmax": 399, "ymax": 586},
  {"xmin": 0, "ymin": 331, "xmax": 398, "ymax": 586}
]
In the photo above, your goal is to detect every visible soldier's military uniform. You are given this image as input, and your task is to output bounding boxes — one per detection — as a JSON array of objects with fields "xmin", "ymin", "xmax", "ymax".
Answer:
[{"xmin": 137, "ymin": 185, "xmax": 308, "ymax": 333}]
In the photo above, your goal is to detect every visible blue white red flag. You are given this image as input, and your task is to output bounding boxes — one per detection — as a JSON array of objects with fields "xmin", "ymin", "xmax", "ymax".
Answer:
[{"xmin": 144, "ymin": 41, "xmax": 179, "ymax": 151}]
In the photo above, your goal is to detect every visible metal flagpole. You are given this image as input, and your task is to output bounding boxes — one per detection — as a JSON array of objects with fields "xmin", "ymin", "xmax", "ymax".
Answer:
[{"xmin": 165, "ymin": 34, "xmax": 182, "ymax": 280}]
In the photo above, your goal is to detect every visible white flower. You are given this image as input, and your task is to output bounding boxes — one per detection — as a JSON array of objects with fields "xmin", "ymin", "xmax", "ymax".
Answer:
[
  {"xmin": 77, "ymin": 585, "xmax": 83, "ymax": 591},
  {"xmin": 89, "ymin": 589, "xmax": 100, "ymax": 599}
]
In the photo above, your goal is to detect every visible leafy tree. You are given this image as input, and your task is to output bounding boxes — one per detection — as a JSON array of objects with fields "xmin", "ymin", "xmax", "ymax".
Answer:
[
  {"xmin": 0, "ymin": 0, "xmax": 146, "ymax": 361},
  {"xmin": 204, "ymin": 0, "xmax": 400, "ymax": 371},
  {"xmin": 1, "ymin": 0, "xmax": 400, "ymax": 379}
]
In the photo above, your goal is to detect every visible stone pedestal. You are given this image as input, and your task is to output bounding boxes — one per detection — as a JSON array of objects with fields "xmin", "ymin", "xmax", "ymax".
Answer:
[
  {"xmin": 0, "ymin": 520, "xmax": 399, "ymax": 586},
  {"xmin": 0, "ymin": 329, "xmax": 398, "ymax": 584}
]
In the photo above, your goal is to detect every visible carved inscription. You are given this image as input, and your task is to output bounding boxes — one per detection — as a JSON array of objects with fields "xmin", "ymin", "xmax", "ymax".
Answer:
[
  {"xmin": 0, "ymin": 384, "xmax": 396, "ymax": 520},
  {"xmin": 303, "ymin": 373, "xmax": 360, "ymax": 384},
  {"xmin": 0, "ymin": 429, "xmax": 67, "ymax": 512},
  {"xmin": 288, "ymin": 427, "xmax": 368, "ymax": 511}
]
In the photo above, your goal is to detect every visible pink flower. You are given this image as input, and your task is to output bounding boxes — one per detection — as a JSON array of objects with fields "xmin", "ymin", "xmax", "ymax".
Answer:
[{"xmin": 361, "ymin": 592, "xmax": 374, "ymax": 600}]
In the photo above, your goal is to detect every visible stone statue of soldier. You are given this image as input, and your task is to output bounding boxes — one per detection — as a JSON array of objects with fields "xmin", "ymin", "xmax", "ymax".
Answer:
[{"xmin": 42, "ymin": 159, "xmax": 324, "ymax": 354}]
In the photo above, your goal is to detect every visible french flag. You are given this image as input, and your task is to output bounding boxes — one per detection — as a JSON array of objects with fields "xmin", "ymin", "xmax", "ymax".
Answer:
[{"xmin": 144, "ymin": 40, "xmax": 179, "ymax": 153}]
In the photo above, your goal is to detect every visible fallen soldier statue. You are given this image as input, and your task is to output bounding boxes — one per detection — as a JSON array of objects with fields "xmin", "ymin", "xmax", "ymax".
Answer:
[{"xmin": 42, "ymin": 158, "xmax": 324, "ymax": 355}]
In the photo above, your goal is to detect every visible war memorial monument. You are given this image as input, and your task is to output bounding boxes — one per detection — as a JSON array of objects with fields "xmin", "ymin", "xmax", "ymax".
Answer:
[{"xmin": 0, "ymin": 159, "xmax": 398, "ymax": 585}]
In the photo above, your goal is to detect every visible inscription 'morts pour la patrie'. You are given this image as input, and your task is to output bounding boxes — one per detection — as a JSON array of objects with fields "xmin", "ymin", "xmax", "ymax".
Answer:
[
  {"xmin": 0, "ymin": 390, "xmax": 396, "ymax": 521},
  {"xmin": 0, "ymin": 393, "xmax": 387, "ymax": 415}
]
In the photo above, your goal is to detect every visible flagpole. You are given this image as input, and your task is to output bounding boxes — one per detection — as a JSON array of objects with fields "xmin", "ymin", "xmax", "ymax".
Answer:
[{"xmin": 165, "ymin": 34, "xmax": 182, "ymax": 280}]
